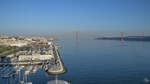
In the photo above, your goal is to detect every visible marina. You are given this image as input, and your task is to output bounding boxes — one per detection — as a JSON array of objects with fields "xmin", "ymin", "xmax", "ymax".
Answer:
[{"xmin": 0, "ymin": 37, "xmax": 68, "ymax": 84}]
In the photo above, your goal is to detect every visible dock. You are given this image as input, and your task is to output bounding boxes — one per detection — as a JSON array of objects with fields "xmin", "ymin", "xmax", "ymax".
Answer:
[
  {"xmin": 0, "ymin": 61, "xmax": 42, "ymax": 65},
  {"xmin": 46, "ymin": 42, "xmax": 66, "ymax": 75}
]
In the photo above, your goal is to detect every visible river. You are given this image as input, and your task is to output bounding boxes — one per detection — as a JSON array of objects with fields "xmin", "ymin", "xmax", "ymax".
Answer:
[{"xmin": 1, "ymin": 38, "xmax": 150, "ymax": 84}]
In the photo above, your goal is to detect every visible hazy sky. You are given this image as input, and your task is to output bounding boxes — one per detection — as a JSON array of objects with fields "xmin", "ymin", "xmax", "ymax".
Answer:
[{"xmin": 0, "ymin": 0, "xmax": 150, "ymax": 36}]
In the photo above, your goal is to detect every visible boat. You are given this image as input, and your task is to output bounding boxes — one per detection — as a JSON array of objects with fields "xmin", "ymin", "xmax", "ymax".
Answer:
[{"xmin": 24, "ymin": 66, "xmax": 33, "ymax": 76}]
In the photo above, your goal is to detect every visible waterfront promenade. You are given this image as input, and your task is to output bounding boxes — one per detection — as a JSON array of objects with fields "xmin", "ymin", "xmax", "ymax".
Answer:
[{"xmin": 46, "ymin": 42, "xmax": 66, "ymax": 75}]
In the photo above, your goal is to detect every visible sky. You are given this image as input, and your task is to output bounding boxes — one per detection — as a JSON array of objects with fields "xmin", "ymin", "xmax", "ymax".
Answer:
[{"xmin": 0, "ymin": 0, "xmax": 150, "ymax": 36}]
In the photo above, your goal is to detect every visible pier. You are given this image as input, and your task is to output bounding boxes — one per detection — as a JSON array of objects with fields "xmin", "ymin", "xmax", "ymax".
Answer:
[
  {"xmin": 46, "ymin": 42, "xmax": 66, "ymax": 75},
  {"xmin": 0, "ymin": 61, "xmax": 42, "ymax": 65}
]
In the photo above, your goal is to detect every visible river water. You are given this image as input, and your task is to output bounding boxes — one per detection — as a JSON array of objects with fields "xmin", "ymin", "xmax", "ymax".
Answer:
[
  {"xmin": 58, "ymin": 38, "xmax": 150, "ymax": 84},
  {"xmin": 1, "ymin": 38, "xmax": 150, "ymax": 84}
]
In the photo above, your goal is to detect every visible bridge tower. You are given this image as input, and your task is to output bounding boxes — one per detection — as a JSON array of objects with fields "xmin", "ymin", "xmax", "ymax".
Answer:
[
  {"xmin": 121, "ymin": 32, "xmax": 124, "ymax": 41},
  {"xmin": 76, "ymin": 32, "xmax": 79, "ymax": 47},
  {"xmin": 76, "ymin": 32, "xmax": 78, "ymax": 41}
]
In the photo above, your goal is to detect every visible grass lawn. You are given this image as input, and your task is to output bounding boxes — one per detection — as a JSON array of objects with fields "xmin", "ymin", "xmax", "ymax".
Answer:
[{"xmin": 0, "ymin": 45, "xmax": 18, "ymax": 58}]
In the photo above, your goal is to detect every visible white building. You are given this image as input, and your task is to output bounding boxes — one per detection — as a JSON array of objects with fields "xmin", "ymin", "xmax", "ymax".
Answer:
[
  {"xmin": 10, "ymin": 43, "xmax": 27, "ymax": 47},
  {"xmin": 18, "ymin": 54, "xmax": 54, "ymax": 61}
]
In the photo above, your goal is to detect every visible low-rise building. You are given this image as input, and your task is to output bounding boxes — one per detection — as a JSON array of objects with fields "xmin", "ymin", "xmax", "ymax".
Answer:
[
  {"xmin": 18, "ymin": 54, "xmax": 54, "ymax": 61},
  {"xmin": 10, "ymin": 43, "xmax": 27, "ymax": 47}
]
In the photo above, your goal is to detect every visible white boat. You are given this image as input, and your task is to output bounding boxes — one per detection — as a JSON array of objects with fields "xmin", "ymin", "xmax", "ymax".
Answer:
[
  {"xmin": 16, "ymin": 66, "xmax": 24, "ymax": 72},
  {"xmin": 24, "ymin": 66, "xmax": 33, "ymax": 76},
  {"xmin": 32, "ymin": 66, "xmax": 38, "ymax": 74}
]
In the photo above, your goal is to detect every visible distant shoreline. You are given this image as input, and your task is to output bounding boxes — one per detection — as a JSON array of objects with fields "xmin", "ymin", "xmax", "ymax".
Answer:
[{"xmin": 95, "ymin": 36, "xmax": 150, "ymax": 41}]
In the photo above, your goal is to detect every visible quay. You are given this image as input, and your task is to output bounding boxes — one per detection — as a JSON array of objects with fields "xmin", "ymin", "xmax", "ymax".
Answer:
[
  {"xmin": 0, "ymin": 61, "xmax": 42, "ymax": 65},
  {"xmin": 46, "ymin": 42, "xmax": 66, "ymax": 75}
]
